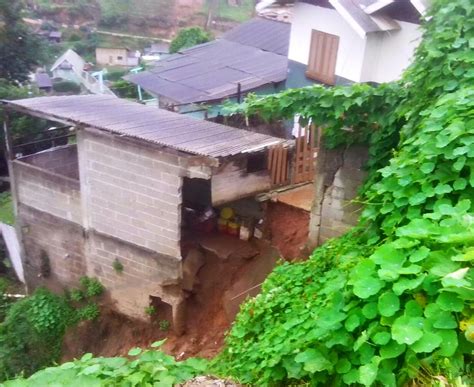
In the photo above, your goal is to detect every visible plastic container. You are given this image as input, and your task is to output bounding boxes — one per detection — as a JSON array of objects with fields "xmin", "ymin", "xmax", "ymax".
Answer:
[
  {"xmin": 220, "ymin": 207, "xmax": 234, "ymax": 220},
  {"xmin": 217, "ymin": 218, "xmax": 228, "ymax": 233},
  {"xmin": 228, "ymin": 221, "xmax": 240, "ymax": 237}
]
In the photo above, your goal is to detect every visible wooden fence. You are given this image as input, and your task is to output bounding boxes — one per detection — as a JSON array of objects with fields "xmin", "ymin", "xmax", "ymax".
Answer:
[{"xmin": 268, "ymin": 125, "xmax": 319, "ymax": 187}]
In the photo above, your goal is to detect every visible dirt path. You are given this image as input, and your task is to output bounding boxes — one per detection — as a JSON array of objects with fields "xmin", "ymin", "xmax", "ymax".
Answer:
[{"xmin": 95, "ymin": 30, "xmax": 171, "ymax": 42}]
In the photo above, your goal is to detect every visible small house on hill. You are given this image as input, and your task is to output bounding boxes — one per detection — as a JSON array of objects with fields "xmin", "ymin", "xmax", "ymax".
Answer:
[
  {"xmin": 50, "ymin": 49, "xmax": 86, "ymax": 84},
  {"xmin": 281, "ymin": 0, "xmax": 427, "ymax": 86},
  {"xmin": 48, "ymin": 30, "xmax": 62, "ymax": 43},
  {"xmin": 34, "ymin": 73, "xmax": 53, "ymax": 93},
  {"xmin": 125, "ymin": 18, "xmax": 290, "ymax": 117},
  {"xmin": 96, "ymin": 47, "xmax": 140, "ymax": 67}
]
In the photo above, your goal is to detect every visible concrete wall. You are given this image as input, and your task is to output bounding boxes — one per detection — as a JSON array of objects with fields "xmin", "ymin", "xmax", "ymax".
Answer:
[
  {"xmin": 96, "ymin": 48, "xmax": 139, "ymax": 67},
  {"xmin": 211, "ymin": 157, "xmax": 271, "ymax": 206},
  {"xmin": 362, "ymin": 21, "xmax": 421, "ymax": 83},
  {"xmin": 18, "ymin": 145, "xmax": 79, "ymax": 180},
  {"xmin": 19, "ymin": 205, "xmax": 86, "ymax": 287},
  {"xmin": 289, "ymin": 3, "xmax": 421, "ymax": 83},
  {"xmin": 308, "ymin": 144, "xmax": 368, "ymax": 246},
  {"xmin": 13, "ymin": 160, "xmax": 82, "ymax": 225},
  {"xmin": 77, "ymin": 129, "xmax": 185, "ymax": 258},
  {"xmin": 85, "ymin": 231, "xmax": 182, "ymax": 320}
]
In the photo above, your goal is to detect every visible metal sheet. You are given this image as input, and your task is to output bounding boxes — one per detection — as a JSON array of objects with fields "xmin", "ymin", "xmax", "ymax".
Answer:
[{"xmin": 3, "ymin": 95, "xmax": 287, "ymax": 158}]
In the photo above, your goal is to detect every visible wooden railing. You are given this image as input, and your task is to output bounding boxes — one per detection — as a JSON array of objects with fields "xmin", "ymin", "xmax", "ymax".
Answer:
[{"xmin": 268, "ymin": 125, "xmax": 319, "ymax": 187}]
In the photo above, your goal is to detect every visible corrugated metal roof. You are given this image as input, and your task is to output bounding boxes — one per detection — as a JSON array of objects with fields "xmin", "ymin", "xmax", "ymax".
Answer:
[
  {"xmin": 35, "ymin": 73, "xmax": 52, "ymax": 88},
  {"xmin": 125, "ymin": 18, "xmax": 289, "ymax": 105},
  {"xmin": 223, "ymin": 18, "xmax": 291, "ymax": 56},
  {"xmin": 3, "ymin": 95, "xmax": 287, "ymax": 159},
  {"xmin": 50, "ymin": 49, "xmax": 85, "ymax": 72}
]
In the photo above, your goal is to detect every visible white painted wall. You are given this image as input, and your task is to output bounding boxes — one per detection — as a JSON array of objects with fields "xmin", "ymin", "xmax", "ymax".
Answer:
[
  {"xmin": 289, "ymin": 2, "xmax": 422, "ymax": 83},
  {"xmin": 362, "ymin": 21, "xmax": 422, "ymax": 83},
  {"xmin": 289, "ymin": 2, "xmax": 368, "ymax": 82}
]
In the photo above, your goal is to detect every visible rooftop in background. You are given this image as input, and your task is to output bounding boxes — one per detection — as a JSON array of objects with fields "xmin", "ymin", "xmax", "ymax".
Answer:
[
  {"xmin": 50, "ymin": 49, "xmax": 86, "ymax": 72},
  {"xmin": 145, "ymin": 42, "xmax": 170, "ymax": 54},
  {"xmin": 48, "ymin": 31, "xmax": 62, "ymax": 39},
  {"xmin": 2, "ymin": 95, "xmax": 287, "ymax": 159},
  {"xmin": 125, "ymin": 18, "xmax": 290, "ymax": 105},
  {"xmin": 34, "ymin": 73, "xmax": 53, "ymax": 89}
]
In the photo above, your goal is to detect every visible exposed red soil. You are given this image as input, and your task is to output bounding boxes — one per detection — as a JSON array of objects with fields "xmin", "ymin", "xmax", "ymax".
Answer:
[
  {"xmin": 62, "ymin": 241, "xmax": 278, "ymax": 361},
  {"xmin": 266, "ymin": 202, "xmax": 311, "ymax": 260}
]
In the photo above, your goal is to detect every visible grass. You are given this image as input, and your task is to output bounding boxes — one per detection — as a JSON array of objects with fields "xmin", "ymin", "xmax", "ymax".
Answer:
[
  {"xmin": 0, "ymin": 193, "xmax": 14, "ymax": 226},
  {"xmin": 204, "ymin": 0, "xmax": 255, "ymax": 23}
]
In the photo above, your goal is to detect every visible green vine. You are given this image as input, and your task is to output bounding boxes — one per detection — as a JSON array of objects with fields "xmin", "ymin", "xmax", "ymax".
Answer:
[{"xmin": 215, "ymin": 0, "xmax": 474, "ymax": 385}]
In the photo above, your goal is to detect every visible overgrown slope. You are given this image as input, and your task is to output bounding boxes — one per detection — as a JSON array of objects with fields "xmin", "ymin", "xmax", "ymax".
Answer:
[{"xmin": 215, "ymin": 0, "xmax": 474, "ymax": 385}]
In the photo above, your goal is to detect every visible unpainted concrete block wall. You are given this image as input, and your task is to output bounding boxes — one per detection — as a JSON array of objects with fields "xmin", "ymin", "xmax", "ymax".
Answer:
[
  {"xmin": 19, "ymin": 205, "xmax": 86, "ymax": 287},
  {"xmin": 18, "ymin": 145, "xmax": 79, "ymax": 180},
  {"xmin": 77, "ymin": 130, "xmax": 185, "ymax": 258},
  {"xmin": 310, "ymin": 145, "xmax": 369, "ymax": 244},
  {"xmin": 14, "ymin": 160, "xmax": 82, "ymax": 224},
  {"xmin": 86, "ymin": 231, "xmax": 183, "ymax": 320}
]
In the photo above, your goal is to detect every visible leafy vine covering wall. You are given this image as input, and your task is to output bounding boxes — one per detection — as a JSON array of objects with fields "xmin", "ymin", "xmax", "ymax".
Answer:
[{"xmin": 216, "ymin": 0, "xmax": 474, "ymax": 385}]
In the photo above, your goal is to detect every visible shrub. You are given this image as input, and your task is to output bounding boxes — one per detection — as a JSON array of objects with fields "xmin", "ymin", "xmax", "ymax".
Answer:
[
  {"xmin": 76, "ymin": 303, "xmax": 100, "ymax": 321},
  {"xmin": 0, "ymin": 288, "xmax": 75, "ymax": 381},
  {"xmin": 79, "ymin": 276, "xmax": 104, "ymax": 298},
  {"xmin": 169, "ymin": 27, "xmax": 212, "ymax": 53},
  {"xmin": 52, "ymin": 80, "xmax": 81, "ymax": 94},
  {"xmin": 215, "ymin": 0, "xmax": 474, "ymax": 385},
  {"xmin": 3, "ymin": 341, "xmax": 208, "ymax": 386}
]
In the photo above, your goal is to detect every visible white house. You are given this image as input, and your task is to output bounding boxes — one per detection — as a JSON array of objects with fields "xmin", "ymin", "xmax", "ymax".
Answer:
[{"xmin": 285, "ymin": 0, "xmax": 428, "ymax": 85}]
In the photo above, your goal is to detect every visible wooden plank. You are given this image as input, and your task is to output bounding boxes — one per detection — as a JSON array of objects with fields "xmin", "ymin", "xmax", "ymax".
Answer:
[
  {"xmin": 282, "ymin": 148, "xmax": 288, "ymax": 184},
  {"xmin": 270, "ymin": 146, "xmax": 279, "ymax": 184},
  {"xmin": 275, "ymin": 146, "xmax": 283, "ymax": 185},
  {"xmin": 302, "ymin": 126, "xmax": 308, "ymax": 182}
]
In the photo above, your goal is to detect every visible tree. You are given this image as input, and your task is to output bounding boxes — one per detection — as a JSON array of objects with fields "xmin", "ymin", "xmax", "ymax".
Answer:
[
  {"xmin": 169, "ymin": 27, "xmax": 213, "ymax": 53},
  {"xmin": 0, "ymin": 0, "xmax": 43, "ymax": 82}
]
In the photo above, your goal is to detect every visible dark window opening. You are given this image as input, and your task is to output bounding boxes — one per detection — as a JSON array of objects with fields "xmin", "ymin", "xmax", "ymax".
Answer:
[
  {"xmin": 247, "ymin": 153, "xmax": 267, "ymax": 173},
  {"xmin": 117, "ymin": 55, "xmax": 123, "ymax": 60}
]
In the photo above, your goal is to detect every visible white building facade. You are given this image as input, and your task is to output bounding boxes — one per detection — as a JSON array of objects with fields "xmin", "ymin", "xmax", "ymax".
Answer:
[{"xmin": 288, "ymin": 0, "xmax": 425, "ymax": 84}]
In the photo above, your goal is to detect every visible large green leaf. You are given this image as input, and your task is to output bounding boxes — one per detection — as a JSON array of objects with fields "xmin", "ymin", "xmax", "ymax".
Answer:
[
  {"xmin": 378, "ymin": 292, "xmax": 400, "ymax": 317},
  {"xmin": 411, "ymin": 332, "xmax": 442, "ymax": 353},
  {"xmin": 353, "ymin": 276, "xmax": 385, "ymax": 299},
  {"xmin": 380, "ymin": 341, "xmax": 406, "ymax": 359},
  {"xmin": 359, "ymin": 361, "xmax": 378, "ymax": 386},
  {"xmin": 437, "ymin": 330, "xmax": 459, "ymax": 356},
  {"xmin": 391, "ymin": 316, "xmax": 424, "ymax": 345},
  {"xmin": 294, "ymin": 349, "xmax": 332, "ymax": 373},
  {"xmin": 436, "ymin": 292, "xmax": 464, "ymax": 312}
]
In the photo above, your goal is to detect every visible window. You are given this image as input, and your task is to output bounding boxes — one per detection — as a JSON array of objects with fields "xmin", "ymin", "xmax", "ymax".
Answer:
[
  {"xmin": 306, "ymin": 30, "xmax": 339, "ymax": 85},
  {"xmin": 117, "ymin": 56, "xmax": 123, "ymax": 60}
]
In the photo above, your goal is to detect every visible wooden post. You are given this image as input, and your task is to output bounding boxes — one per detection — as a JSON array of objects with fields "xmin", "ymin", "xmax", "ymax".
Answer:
[{"xmin": 3, "ymin": 113, "xmax": 14, "ymax": 161}]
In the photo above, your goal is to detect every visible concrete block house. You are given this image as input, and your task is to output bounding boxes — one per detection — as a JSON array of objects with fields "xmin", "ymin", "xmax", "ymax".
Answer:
[{"xmin": 2, "ymin": 95, "xmax": 298, "ymax": 331}]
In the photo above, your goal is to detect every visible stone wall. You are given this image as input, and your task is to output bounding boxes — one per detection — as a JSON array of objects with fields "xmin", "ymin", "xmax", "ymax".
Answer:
[
  {"xmin": 19, "ymin": 205, "xmax": 86, "ymax": 287},
  {"xmin": 18, "ymin": 145, "xmax": 79, "ymax": 180},
  {"xmin": 13, "ymin": 160, "xmax": 82, "ymax": 225},
  {"xmin": 308, "ymin": 144, "xmax": 369, "ymax": 246},
  {"xmin": 77, "ymin": 129, "xmax": 186, "ymax": 258}
]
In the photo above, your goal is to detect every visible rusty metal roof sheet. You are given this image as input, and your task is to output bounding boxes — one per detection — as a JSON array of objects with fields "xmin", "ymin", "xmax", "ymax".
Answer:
[{"xmin": 3, "ymin": 95, "xmax": 287, "ymax": 158}]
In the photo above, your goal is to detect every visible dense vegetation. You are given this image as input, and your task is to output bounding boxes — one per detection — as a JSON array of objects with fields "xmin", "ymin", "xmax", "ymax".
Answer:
[
  {"xmin": 2, "ymin": 341, "xmax": 207, "ymax": 386},
  {"xmin": 215, "ymin": 0, "xmax": 474, "ymax": 385},
  {"xmin": 169, "ymin": 26, "xmax": 213, "ymax": 53},
  {"xmin": 0, "ymin": 0, "xmax": 44, "ymax": 82},
  {"xmin": 0, "ymin": 277, "xmax": 104, "ymax": 381}
]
